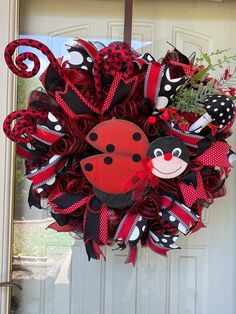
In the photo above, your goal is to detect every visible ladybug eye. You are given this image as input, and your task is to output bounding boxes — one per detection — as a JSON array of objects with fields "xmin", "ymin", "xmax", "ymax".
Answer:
[
  {"xmin": 154, "ymin": 148, "xmax": 164, "ymax": 157},
  {"xmin": 172, "ymin": 148, "xmax": 182, "ymax": 157}
]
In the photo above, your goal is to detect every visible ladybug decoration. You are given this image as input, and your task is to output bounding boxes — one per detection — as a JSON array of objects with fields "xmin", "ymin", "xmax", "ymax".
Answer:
[
  {"xmin": 2, "ymin": 37, "xmax": 236, "ymax": 265},
  {"xmin": 81, "ymin": 119, "xmax": 189, "ymax": 208}
]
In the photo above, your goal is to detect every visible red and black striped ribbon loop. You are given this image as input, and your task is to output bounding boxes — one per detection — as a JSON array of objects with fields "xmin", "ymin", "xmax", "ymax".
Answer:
[
  {"xmin": 83, "ymin": 196, "xmax": 107, "ymax": 260},
  {"xmin": 47, "ymin": 219, "xmax": 81, "ymax": 233},
  {"xmin": 55, "ymin": 80, "xmax": 100, "ymax": 118},
  {"xmin": 165, "ymin": 122, "xmax": 204, "ymax": 148},
  {"xmin": 179, "ymin": 171, "xmax": 207, "ymax": 208},
  {"xmin": 26, "ymin": 156, "xmax": 66, "ymax": 190},
  {"xmin": 40, "ymin": 61, "xmax": 99, "ymax": 118},
  {"xmin": 146, "ymin": 233, "xmax": 169, "ymax": 256},
  {"xmin": 194, "ymin": 141, "xmax": 231, "ymax": 168},
  {"xmin": 33, "ymin": 125, "xmax": 64, "ymax": 145},
  {"xmin": 114, "ymin": 213, "xmax": 140, "ymax": 245},
  {"xmin": 75, "ymin": 38, "xmax": 98, "ymax": 60},
  {"xmin": 144, "ymin": 62, "xmax": 165, "ymax": 107},
  {"xmin": 49, "ymin": 192, "xmax": 89, "ymax": 215},
  {"xmin": 160, "ymin": 195, "xmax": 199, "ymax": 234},
  {"xmin": 124, "ymin": 244, "xmax": 137, "ymax": 266},
  {"xmin": 101, "ymin": 72, "xmax": 142, "ymax": 115}
]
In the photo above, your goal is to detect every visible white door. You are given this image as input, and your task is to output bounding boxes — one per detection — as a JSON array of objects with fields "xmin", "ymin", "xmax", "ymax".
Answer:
[{"xmin": 1, "ymin": 1, "xmax": 236, "ymax": 314}]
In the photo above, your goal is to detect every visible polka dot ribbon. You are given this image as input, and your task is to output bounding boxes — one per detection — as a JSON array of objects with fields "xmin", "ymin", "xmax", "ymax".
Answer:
[
  {"xmin": 93, "ymin": 42, "xmax": 137, "ymax": 102},
  {"xmin": 3, "ymin": 109, "xmax": 47, "ymax": 143},
  {"xmin": 4, "ymin": 38, "xmax": 65, "ymax": 79}
]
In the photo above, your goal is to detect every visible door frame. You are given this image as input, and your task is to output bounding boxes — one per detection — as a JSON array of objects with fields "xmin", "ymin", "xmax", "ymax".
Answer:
[{"xmin": 0, "ymin": 0, "xmax": 19, "ymax": 313}]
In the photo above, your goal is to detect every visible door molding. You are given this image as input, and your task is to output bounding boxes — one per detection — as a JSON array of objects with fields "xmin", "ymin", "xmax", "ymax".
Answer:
[{"xmin": 0, "ymin": 0, "xmax": 19, "ymax": 313}]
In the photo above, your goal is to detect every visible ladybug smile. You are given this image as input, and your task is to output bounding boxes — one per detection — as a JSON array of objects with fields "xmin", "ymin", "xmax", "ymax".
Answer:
[
  {"xmin": 151, "ymin": 156, "xmax": 188, "ymax": 179},
  {"xmin": 153, "ymin": 165, "xmax": 182, "ymax": 175}
]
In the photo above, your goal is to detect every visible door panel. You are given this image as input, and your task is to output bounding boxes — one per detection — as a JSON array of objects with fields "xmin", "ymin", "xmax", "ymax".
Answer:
[{"xmin": 11, "ymin": 1, "xmax": 236, "ymax": 314}]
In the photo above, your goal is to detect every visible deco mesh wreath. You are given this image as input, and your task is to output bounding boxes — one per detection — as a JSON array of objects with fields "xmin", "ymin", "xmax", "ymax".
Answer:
[{"xmin": 3, "ymin": 38, "xmax": 236, "ymax": 264}]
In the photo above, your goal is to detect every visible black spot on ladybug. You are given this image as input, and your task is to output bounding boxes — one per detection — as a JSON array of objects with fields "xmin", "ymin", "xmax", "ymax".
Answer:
[
  {"xmin": 89, "ymin": 132, "xmax": 98, "ymax": 141},
  {"xmin": 85, "ymin": 163, "xmax": 93, "ymax": 171},
  {"xmin": 104, "ymin": 156, "xmax": 113, "ymax": 165},
  {"xmin": 133, "ymin": 132, "xmax": 141, "ymax": 141},
  {"xmin": 38, "ymin": 44, "xmax": 43, "ymax": 48},
  {"xmin": 106, "ymin": 144, "xmax": 115, "ymax": 152},
  {"xmin": 132, "ymin": 154, "xmax": 141, "ymax": 162}
]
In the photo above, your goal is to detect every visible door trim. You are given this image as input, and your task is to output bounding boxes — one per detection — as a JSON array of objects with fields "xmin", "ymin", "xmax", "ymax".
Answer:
[{"xmin": 0, "ymin": 0, "xmax": 19, "ymax": 313}]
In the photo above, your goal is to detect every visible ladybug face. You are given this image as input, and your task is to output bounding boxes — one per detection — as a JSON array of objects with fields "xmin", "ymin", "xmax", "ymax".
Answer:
[{"xmin": 147, "ymin": 136, "xmax": 189, "ymax": 179}]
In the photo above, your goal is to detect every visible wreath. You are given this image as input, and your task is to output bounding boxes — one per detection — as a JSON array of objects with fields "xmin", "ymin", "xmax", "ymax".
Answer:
[{"xmin": 3, "ymin": 38, "xmax": 236, "ymax": 264}]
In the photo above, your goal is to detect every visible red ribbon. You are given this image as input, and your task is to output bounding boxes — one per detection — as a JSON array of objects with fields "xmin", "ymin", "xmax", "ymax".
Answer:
[{"xmin": 123, "ymin": 157, "xmax": 159, "ymax": 201}]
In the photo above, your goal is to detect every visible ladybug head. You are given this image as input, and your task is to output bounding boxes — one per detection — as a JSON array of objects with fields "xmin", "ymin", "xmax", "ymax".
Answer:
[{"xmin": 146, "ymin": 136, "xmax": 189, "ymax": 179}]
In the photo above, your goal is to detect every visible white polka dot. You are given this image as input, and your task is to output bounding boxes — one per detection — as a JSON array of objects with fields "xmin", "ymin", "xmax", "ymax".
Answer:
[
  {"xmin": 163, "ymin": 234, "xmax": 171, "ymax": 237},
  {"xmin": 48, "ymin": 112, "xmax": 58, "ymax": 122},
  {"xmin": 214, "ymin": 108, "xmax": 218, "ymax": 112},
  {"xmin": 156, "ymin": 96, "xmax": 169, "ymax": 109},
  {"xmin": 81, "ymin": 65, "xmax": 88, "ymax": 70},
  {"xmin": 87, "ymin": 56, "xmax": 92, "ymax": 62},
  {"xmin": 166, "ymin": 68, "xmax": 182, "ymax": 82},
  {"xmin": 54, "ymin": 124, "xmax": 62, "ymax": 131},
  {"xmin": 173, "ymin": 237, "xmax": 178, "ymax": 242},
  {"xmin": 142, "ymin": 226, "xmax": 146, "ymax": 232},
  {"xmin": 219, "ymin": 124, "xmax": 224, "ymax": 128},
  {"xmin": 161, "ymin": 238, "xmax": 168, "ymax": 243},
  {"xmin": 37, "ymin": 188, "xmax": 43, "ymax": 193},
  {"xmin": 129, "ymin": 226, "xmax": 140, "ymax": 241},
  {"xmin": 169, "ymin": 215, "xmax": 176, "ymax": 222},
  {"xmin": 206, "ymin": 105, "xmax": 211, "ymax": 109},
  {"xmin": 221, "ymin": 102, "xmax": 225, "ymax": 106},
  {"xmin": 227, "ymin": 108, "xmax": 230, "ymax": 112},
  {"xmin": 175, "ymin": 85, "xmax": 182, "ymax": 92},
  {"xmin": 31, "ymin": 168, "xmax": 38, "ymax": 174},
  {"xmin": 228, "ymin": 115, "xmax": 231, "ymax": 119},
  {"xmin": 159, "ymin": 212, "xmax": 162, "ymax": 216},
  {"xmin": 219, "ymin": 113, "xmax": 223, "ymax": 117},
  {"xmin": 169, "ymin": 244, "xmax": 179, "ymax": 249},
  {"xmin": 222, "ymin": 120, "xmax": 225, "ymax": 123},
  {"xmin": 213, "ymin": 99, "xmax": 217, "ymax": 102},
  {"xmin": 217, "ymin": 95, "xmax": 222, "ymax": 98},
  {"xmin": 164, "ymin": 84, "xmax": 171, "ymax": 91},
  {"xmin": 46, "ymin": 176, "xmax": 56, "ymax": 185},
  {"xmin": 138, "ymin": 216, "xmax": 143, "ymax": 221},
  {"xmin": 147, "ymin": 55, "xmax": 153, "ymax": 61},
  {"xmin": 69, "ymin": 51, "xmax": 84, "ymax": 65},
  {"xmin": 27, "ymin": 143, "xmax": 36, "ymax": 150},
  {"xmin": 49, "ymin": 155, "xmax": 59, "ymax": 164},
  {"xmin": 178, "ymin": 223, "xmax": 187, "ymax": 234},
  {"xmin": 226, "ymin": 98, "xmax": 230, "ymax": 101}
]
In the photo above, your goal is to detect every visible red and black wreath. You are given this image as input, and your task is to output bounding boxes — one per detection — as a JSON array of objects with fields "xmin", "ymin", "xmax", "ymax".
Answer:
[{"xmin": 3, "ymin": 38, "xmax": 236, "ymax": 264}]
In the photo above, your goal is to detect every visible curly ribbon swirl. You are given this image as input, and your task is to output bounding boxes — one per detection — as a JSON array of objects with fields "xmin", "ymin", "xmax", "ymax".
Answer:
[
  {"xmin": 4, "ymin": 38, "xmax": 65, "ymax": 79},
  {"xmin": 93, "ymin": 42, "xmax": 137, "ymax": 102},
  {"xmin": 3, "ymin": 109, "xmax": 47, "ymax": 143}
]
